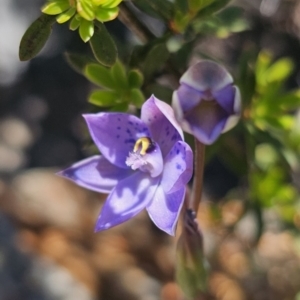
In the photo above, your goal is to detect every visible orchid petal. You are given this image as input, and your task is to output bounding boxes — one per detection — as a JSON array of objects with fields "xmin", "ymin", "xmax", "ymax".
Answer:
[
  {"xmin": 180, "ymin": 60, "xmax": 233, "ymax": 92},
  {"xmin": 222, "ymin": 86, "xmax": 241, "ymax": 133},
  {"xmin": 95, "ymin": 171, "xmax": 159, "ymax": 231},
  {"xmin": 142, "ymin": 142, "xmax": 164, "ymax": 177},
  {"xmin": 172, "ymin": 90, "xmax": 194, "ymax": 135},
  {"xmin": 213, "ymin": 84, "xmax": 235, "ymax": 114},
  {"xmin": 161, "ymin": 141, "xmax": 193, "ymax": 194},
  {"xmin": 146, "ymin": 186, "xmax": 185, "ymax": 236},
  {"xmin": 175, "ymin": 84, "xmax": 203, "ymax": 112},
  {"xmin": 57, "ymin": 155, "xmax": 131, "ymax": 193},
  {"xmin": 141, "ymin": 95, "xmax": 183, "ymax": 157},
  {"xmin": 84, "ymin": 113, "xmax": 151, "ymax": 168},
  {"xmin": 185, "ymin": 100, "xmax": 228, "ymax": 145}
]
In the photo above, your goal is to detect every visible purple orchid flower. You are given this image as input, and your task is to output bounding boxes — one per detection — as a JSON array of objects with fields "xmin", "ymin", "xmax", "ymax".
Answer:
[
  {"xmin": 172, "ymin": 60, "xmax": 241, "ymax": 145},
  {"xmin": 58, "ymin": 96, "xmax": 193, "ymax": 235}
]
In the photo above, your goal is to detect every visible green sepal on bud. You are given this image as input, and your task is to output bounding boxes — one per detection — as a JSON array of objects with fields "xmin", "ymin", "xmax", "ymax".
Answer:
[{"xmin": 176, "ymin": 209, "xmax": 208, "ymax": 300}]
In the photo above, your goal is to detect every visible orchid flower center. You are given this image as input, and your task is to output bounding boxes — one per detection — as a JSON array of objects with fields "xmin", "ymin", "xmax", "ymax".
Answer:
[{"xmin": 125, "ymin": 137, "xmax": 163, "ymax": 177}]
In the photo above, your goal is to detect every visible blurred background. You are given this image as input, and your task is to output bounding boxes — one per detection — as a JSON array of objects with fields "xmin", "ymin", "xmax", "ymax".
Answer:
[{"xmin": 2, "ymin": 0, "xmax": 300, "ymax": 299}]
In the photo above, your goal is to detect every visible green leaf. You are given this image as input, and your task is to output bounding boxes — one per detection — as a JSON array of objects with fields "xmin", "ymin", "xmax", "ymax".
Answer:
[
  {"xmin": 277, "ymin": 90, "xmax": 300, "ymax": 110},
  {"xmin": 130, "ymin": 88, "xmax": 145, "ymax": 108},
  {"xmin": 56, "ymin": 7, "xmax": 76, "ymax": 23},
  {"xmin": 195, "ymin": 0, "xmax": 231, "ymax": 18},
  {"xmin": 79, "ymin": 19, "xmax": 94, "ymax": 42},
  {"xmin": 133, "ymin": 0, "xmax": 173, "ymax": 20},
  {"xmin": 41, "ymin": 0, "xmax": 70, "ymax": 15},
  {"xmin": 266, "ymin": 58, "xmax": 294, "ymax": 83},
  {"xmin": 65, "ymin": 52, "xmax": 95, "ymax": 74},
  {"xmin": 175, "ymin": 0, "xmax": 189, "ymax": 14},
  {"xmin": 95, "ymin": 7, "xmax": 119, "ymax": 22},
  {"xmin": 89, "ymin": 90, "xmax": 119, "ymax": 106},
  {"xmin": 102, "ymin": 0, "xmax": 123, "ymax": 8},
  {"xmin": 69, "ymin": 14, "xmax": 82, "ymax": 30},
  {"xmin": 143, "ymin": 43, "xmax": 169, "ymax": 80},
  {"xmin": 89, "ymin": 22, "xmax": 117, "ymax": 66},
  {"xmin": 110, "ymin": 102, "xmax": 129, "ymax": 112},
  {"xmin": 111, "ymin": 60, "xmax": 128, "ymax": 90},
  {"xmin": 77, "ymin": 0, "xmax": 95, "ymax": 20},
  {"xmin": 85, "ymin": 63, "xmax": 115, "ymax": 89},
  {"xmin": 189, "ymin": 0, "xmax": 215, "ymax": 13},
  {"xmin": 128, "ymin": 70, "xmax": 144, "ymax": 88},
  {"xmin": 19, "ymin": 14, "xmax": 56, "ymax": 61}
]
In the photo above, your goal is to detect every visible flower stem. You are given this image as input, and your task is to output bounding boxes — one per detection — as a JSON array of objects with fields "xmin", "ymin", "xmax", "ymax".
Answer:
[
  {"xmin": 190, "ymin": 138, "xmax": 205, "ymax": 212},
  {"xmin": 118, "ymin": 2, "xmax": 155, "ymax": 43}
]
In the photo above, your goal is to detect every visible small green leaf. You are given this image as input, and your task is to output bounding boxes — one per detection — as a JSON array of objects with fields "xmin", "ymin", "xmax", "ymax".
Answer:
[
  {"xmin": 95, "ymin": 7, "xmax": 119, "ymax": 22},
  {"xmin": 85, "ymin": 63, "xmax": 115, "ymax": 89},
  {"xmin": 175, "ymin": 0, "xmax": 189, "ymax": 14},
  {"xmin": 19, "ymin": 14, "xmax": 56, "ymax": 61},
  {"xmin": 189, "ymin": 0, "xmax": 214, "ymax": 13},
  {"xmin": 128, "ymin": 69, "xmax": 143, "ymax": 88},
  {"xmin": 266, "ymin": 58, "xmax": 294, "ymax": 83},
  {"xmin": 195, "ymin": 0, "xmax": 231, "ymax": 18},
  {"xmin": 110, "ymin": 102, "xmax": 129, "ymax": 112},
  {"xmin": 56, "ymin": 7, "xmax": 76, "ymax": 23},
  {"xmin": 130, "ymin": 88, "xmax": 145, "ymax": 108},
  {"xmin": 69, "ymin": 14, "xmax": 82, "ymax": 30},
  {"xmin": 102, "ymin": 0, "xmax": 123, "ymax": 8},
  {"xmin": 65, "ymin": 52, "xmax": 95, "ymax": 74},
  {"xmin": 79, "ymin": 19, "xmax": 94, "ymax": 42},
  {"xmin": 111, "ymin": 60, "xmax": 128, "ymax": 90},
  {"xmin": 41, "ymin": 0, "xmax": 70, "ymax": 15},
  {"xmin": 89, "ymin": 90, "xmax": 119, "ymax": 106},
  {"xmin": 133, "ymin": 0, "xmax": 173, "ymax": 20},
  {"xmin": 89, "ymin": 22, "xmax": 117, "ymax": 66},
  {"xmin": 143, "ymin": 43, "xmax": 169, "ymax": 80},
  {"xmin": 77, "ymin": 0, "xmax": 95, "ymax": 20}
]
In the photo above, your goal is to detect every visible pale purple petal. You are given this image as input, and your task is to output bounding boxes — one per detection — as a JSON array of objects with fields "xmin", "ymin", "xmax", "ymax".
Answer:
[
  {"xmin": 141, "ymin": 95, "xmax": 183, "ymax": 157},
  {"xmin": 185, "ymin": 100, "xmax": 228, "ymax": 145},
  {"xmin": 173, "ymin": 84, "xmax": 202, "ymax": 113},
  {"xmin": 141, "ymin": 143, "xmax": 164, "ymax": 177},
  {"xmin": 146, "ymin": 186, "xmax": 185, "ymax": 236},
  {"xmin": 172, "ymin": 91, "xmax": 193, "ymax": 134},
  {"xmin": 180, "ymin": 60, "xmax": 233, "ymax": 92},
  {"xmin": 95, "ymin": 172, "xmax": 159, "ymax": 231},
  {"xmin": 161, "ymin": 141, "xmax": 193, "ymax": 194},
  {"xmin": 222, "ymin": 86, "xmax": 241, "ymax": 133},
  {"xmin": 84, "ymin": 113, "xmax": 151, "ymax": 168},
  {"xmin": 57, "ymin": 155, "xmax": 132, "ymax": 193},
  {"xmin": 213, "ymin": 84, "xmax": 235, "ymax": 114}
]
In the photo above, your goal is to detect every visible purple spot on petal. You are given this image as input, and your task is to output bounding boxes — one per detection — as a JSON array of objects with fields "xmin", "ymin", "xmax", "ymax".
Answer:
[
  {"xmin": 171, "ymin": 134, "xmax": 177, "ymax": 141},
  {"xmin": 116, "ymin": 135, "xmax": 120, "ymax": 138},
  {"xmin": 117, "ymin": 126, "xmax": 121, "ymax": 130},
  {"xmin": 124, "ymin": 138, "xmax": 135, "ymax": 144},
  {"xmin": 176, "ymin": 163, "xmax": 182, "ymax": 170},
  {"xmin": 176, "ymin": 149, "xmax": 180, "ymax": 154}
]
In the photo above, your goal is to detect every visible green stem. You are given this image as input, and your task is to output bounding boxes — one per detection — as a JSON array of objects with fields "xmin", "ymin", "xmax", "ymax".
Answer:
[{"xmin": 191, "ymin": 138, "xmax": 205, "ymax": 212}]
